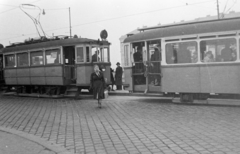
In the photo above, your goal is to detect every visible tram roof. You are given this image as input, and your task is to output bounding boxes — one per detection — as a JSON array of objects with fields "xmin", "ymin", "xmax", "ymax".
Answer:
[
  {"xmin": 123, "ymin": 17, "xmax": 240, "ymax": 43},
  {"xmin": 3, "ymin": 38, "xmax": 110, "ymax": 53}
]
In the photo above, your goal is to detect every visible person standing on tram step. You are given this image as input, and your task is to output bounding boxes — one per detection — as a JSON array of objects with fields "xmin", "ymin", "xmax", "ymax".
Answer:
[
  {"xmin": 115, "ymin": 62, "xmax": 123, "ymax": 90},
  {"xmin": 110, "ymin": 67, "xmax": 115, "ymax": 91},
  {"xmin": 90, "ymin": 64, "xmax": 106, "ymax": 106}
]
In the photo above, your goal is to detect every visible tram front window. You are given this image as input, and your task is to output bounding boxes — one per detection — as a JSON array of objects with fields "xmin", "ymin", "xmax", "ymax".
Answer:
[
  {"xmin": 92, "ymin": 47, "xmax": 99, "ymax": 62},
  {"xmin": 100, "ymin": 47, "xmax": 109, "ymax": 62},
  {"xmin": 200, "ymin": 38, "xmax": 236, "ymax": 63},
  {"xmin": 91, "ymin": 47, "xmax": 109, "ymax": 62}
]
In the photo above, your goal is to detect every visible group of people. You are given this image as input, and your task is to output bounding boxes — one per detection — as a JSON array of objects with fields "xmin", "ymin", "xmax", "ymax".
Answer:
[
  {"xmin": 90, "ymin": 62, "xmax": 123, "ymax": 107},
  {"xmin": 132, "ymin": 46, "xmax": 161, "ymax": 86},
  {"xmin": 203, "ymin": 44, "xmax": 236, "ymax": 63}
]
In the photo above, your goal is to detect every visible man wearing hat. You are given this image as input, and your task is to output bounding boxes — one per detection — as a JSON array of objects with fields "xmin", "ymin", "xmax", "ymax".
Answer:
[{"xmin": 115, "ymin": 62, "xmax": 123, "ymax": 90}]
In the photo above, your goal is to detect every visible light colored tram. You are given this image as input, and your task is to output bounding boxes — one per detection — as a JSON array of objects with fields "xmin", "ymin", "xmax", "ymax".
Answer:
[
  {"xmin": 2, "ymin": 34, "xmax": 111, "ymax": 97},
  {"xmin": 122, "ymin": 17, "xmax": 240, "ymax": 102}
]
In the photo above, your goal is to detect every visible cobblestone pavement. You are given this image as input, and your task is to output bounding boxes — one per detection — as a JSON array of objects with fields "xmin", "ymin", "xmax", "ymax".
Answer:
[{"xmin": 0, "ymin": 96, "xmax": 240, "ymax": 154}]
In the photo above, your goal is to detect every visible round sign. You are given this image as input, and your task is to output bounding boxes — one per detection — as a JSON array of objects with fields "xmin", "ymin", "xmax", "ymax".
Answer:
[{"xmin": 100, "ymin": 30, "xmax": 108, "ymax": 39}]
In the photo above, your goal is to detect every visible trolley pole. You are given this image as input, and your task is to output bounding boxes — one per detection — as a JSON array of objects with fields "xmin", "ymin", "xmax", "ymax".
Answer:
[
  {"xmin": 69, "ymin": 7, "xmax": 72, "ymax": 37},
  {"xmin": 217, "ymin": 0, "xmax": 220, "ymax": 19}
]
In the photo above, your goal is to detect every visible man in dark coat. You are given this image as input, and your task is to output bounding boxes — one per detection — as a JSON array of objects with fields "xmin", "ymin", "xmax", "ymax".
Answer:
[
  {"xmin": 115, "ymin": 62, "xmax": 123, "ymax": 90},
  {"xmin": 110, "ymin": 68, "xmax": 115, "ymax": 91},
  {"xmin": 90, "ymin": 65, "xmax": 106, "ymax": 100}
]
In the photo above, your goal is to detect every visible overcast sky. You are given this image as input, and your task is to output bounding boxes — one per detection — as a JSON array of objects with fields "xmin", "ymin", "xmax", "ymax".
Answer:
[{"xmin": 0, "ymin": 0, "xmax": 240, "ymax": 68}]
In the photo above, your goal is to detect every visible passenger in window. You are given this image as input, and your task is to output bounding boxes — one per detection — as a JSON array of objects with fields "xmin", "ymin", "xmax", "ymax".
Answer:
[
  {"xmin": 191, "ymin": 51, "xmax": 198, "ymax": 63},
  {"xmin": 54, "ymin": 55, "xmax": 59, "ymax": 64},
  {"xmin": 133, "ymin": 48, "xmax": 143, "ymax": 72},
  {"xmin": 203, "ymin": 51, "xmax": 214, "ymax": 63},
  {"xmin": 92, "ymin": 51, "xmax": 100, "ymax": 62},
  {"xmin": 231, "ymin": 50, "xmax": 237, "ymax": 61},
  {"xmin": 133, "ymin": 48, "xmax": 142, "ymax": 62},
  {"xmin": 220, "ymin": 43, "xmax": 233, "ymax": 62},
  {"xmin": 33, "ymin": 57, "xmax": 40, "ymax": 65},
  {"xmin": 150, "ymin": 47, "xmax": 160, "ymax": 85},
  {"xmin": 178, "ymin": 46, "xmax": 191, "ymax": 63},
  {"xmin": 166, "ymin": 45, "xmax": 177, "ymax": 64}
]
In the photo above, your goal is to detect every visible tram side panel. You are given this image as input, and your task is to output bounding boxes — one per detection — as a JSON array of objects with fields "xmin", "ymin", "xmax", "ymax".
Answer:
[
  {"xmin": 4, "ymin": 69, "xmax": 17, "ymax": 85},
  {"xmin": 76, "ymin": 65, "xmax": 92, "ymax": 86},
  {"xmin": 45, "ymin": 66, "xmax": 64, "ymax": 85},
  {"xmin": 4, "ymin": 66, "xmax": 65, "ymax": 86},
  {"xmin": 200, "ymin": 64, "xmax": 240, "ymax": 94},
  {"xmin": 161, "ymin": 65, "xmax": 201, "ymax": 93},
  {"xmin": 161, "ymin": 64, "xmax": 240, "ymax": 94},
  {"xmin": 17, "ymin": 68, "xmax": 30, "ymax": 85},
  {"xmin": 123, "ymin": 67, "xmax": 133, "ymax": 91}
]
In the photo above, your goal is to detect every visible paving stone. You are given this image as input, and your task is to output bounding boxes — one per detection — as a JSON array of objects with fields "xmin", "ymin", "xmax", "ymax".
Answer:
[{"xmin": 0, "ymin": 96, "xmax": 240, "ymax": 154}]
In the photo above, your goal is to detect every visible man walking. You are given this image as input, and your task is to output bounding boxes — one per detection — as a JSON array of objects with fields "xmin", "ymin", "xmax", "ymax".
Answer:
[{"xmin": 115, "ymin": 62, "xmax": 123, "ymax": 90}]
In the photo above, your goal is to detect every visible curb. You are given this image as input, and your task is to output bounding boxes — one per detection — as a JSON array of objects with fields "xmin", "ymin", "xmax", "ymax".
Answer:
[{"xmin": 0, "ymin": 126, "xmax": 73, "ymax": 154}]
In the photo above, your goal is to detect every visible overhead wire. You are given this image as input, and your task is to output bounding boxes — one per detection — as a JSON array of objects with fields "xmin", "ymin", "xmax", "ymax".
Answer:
[
  {"xmin": 0, "ymin": 0, "xmax": 218, "ymax": 41},
  {"xmin": 0, "ymin": 0, "xmax": 41, "ymax": 14},
  {"xmin": 45, "ymin": 0, "xmax": 217, "ymax": 32},
  {"xmin": 225, "ymin": 0, "xmax": 237, "ymax": 13},
  {"xmin": 222, "ymin": 0, "xmax": 230, "ymax": 14}
]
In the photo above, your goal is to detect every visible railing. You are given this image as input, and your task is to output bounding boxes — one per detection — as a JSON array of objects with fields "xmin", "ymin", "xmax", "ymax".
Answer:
[
  {"xmin": 132, "ymin": 62, "xmax": 144, "ymax": 74},
  {"xmin": 148, "ymin": 61, "xmax": 161, "ymax": 74}
]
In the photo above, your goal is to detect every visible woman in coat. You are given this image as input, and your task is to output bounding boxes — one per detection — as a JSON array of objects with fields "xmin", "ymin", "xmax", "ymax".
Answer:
[
  {"xmin": 115, "ymin": 62, "xmax": 123, "ymax": 90},
  {"xmin": 90, "ymin": 64, "xmax": 106, "ymax": 108}
]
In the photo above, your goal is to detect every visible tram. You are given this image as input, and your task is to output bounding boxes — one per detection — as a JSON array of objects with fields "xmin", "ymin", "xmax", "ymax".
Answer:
[
  {"xmin": 0, "ymin": 44, "xmax": 4, "ymax": 89},
  {"xmin": 122, "ymin": 17, "xmax": 240, "ymax": 102},
  {"xmin": 2, "ymin": 31, "xmax": 111, "ymax": 97}
]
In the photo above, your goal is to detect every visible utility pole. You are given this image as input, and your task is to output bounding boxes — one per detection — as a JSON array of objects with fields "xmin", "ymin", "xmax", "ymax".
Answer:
[
  {"xmin": 217, "ymin": 0, "xmax": 220, "ymax": 19},
  {"xmin": 69, "ymin": 7, "xmax": 72, "ymax": 37}
]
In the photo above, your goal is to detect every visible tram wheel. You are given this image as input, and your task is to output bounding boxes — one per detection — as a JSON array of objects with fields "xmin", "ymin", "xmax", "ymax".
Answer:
[{"xmin": 180, "ymin": 93, "xmax": 193, "ymax": 103}]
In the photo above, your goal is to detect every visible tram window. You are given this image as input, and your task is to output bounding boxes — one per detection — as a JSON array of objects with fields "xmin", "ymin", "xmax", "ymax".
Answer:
[
  {"xmin": 30, "ymin": 51, "xmax": 43, "ymax": 66},
  {"xmin": 166, "ymin": 41, "xmax": 197, "ymax": 64},
  {"xmin": 17, "ymin": 52, "xmax": 29, "ymax": 67},
  {"xmin": 86, "ymin": 47, "xmax": 90, "ymax": 62},
  {"xmin": 200, "ymin": 38, "xmax": 236, "ymax": 63},
  {"xmin": 92, "ymin": 47, "xmax": 99, "ymax": 62},
  {"xmin": 45, "ymin": 49, "xmax": 60, "ymax": 64},
  {"xmin": 100, "ymin": 47, "xmax": 109, "ymax": 62},
  {"xmin": 76, "ymin": 47, "xmax": 84, "ymax": 63},
  {"xmin": 147, "ymin": 41, "xmax": 161, "ymax": 62},
  {"xmin": 5, "ymin": 54, "xmax": 15, "ymax": 67},
  {"xmin": 124, "ymin": 45, "xmax": 129, "ymax": 66}
]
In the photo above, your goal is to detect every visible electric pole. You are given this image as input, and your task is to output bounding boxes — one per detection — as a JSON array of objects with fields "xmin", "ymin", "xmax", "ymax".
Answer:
[
  {"xmin": 69, "ymin": 7, "xmax": 72, "ymax": 37},
  {"xmin": 217, "ymin": 0, "xmax": 220, "ymax": 19}
]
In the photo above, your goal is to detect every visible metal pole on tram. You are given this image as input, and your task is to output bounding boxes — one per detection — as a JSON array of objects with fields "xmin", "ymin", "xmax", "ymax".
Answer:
[
  {"xmin": 217, "ymin": 0, "xmax": 220, "ymax": 19},
  {"xmin": 69, "ymin": 7, "xmax": 72, "ymax": 37}
]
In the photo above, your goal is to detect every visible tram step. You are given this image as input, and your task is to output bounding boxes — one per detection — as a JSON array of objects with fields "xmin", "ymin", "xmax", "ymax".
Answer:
[
  {"xmin": 65, "ymin": 91, "xmax": 77, "ymax": 96},
  {"xmin": 64, "ymin": 94, "xmax": 76, "ymax": 98},
  {"xmin": 66, "ymin": 88, "xmax": 78, "ymax": 92}
]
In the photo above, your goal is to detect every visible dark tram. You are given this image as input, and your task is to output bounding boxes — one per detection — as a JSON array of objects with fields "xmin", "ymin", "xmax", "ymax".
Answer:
[{"xmin": 1, "ymin": 32, "xmax": 111, "ymax": 97}]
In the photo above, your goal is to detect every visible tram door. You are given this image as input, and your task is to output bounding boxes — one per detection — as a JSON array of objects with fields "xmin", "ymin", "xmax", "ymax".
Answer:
[
  {"xmin": 132, "ymin": 42, "xmax": 146, "ymax": 92},
  {"xmin": 132, "ymin": 41, "xmax": 161, "ymax": 93},
  {"xmin": 146, "ymin": 40, "xmax": 161, "ymax": 93},
  {"xmin": 63, "ymin": 46, "xmax": 75, "ymax": 84}
]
